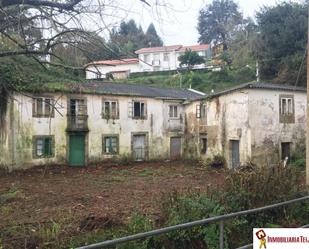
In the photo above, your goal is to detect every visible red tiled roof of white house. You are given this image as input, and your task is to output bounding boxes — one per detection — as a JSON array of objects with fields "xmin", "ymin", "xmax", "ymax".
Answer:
[
  {"xmin": 135, "ymin": 45, "xmax": 182, "ymax": 54},
  {"xmin": 85, "ymin": 58, "xmax": 139, "ymax": 67},
  {"xmin": 178, "ymin": 44, "xmax": 210, "ymax": 52}
]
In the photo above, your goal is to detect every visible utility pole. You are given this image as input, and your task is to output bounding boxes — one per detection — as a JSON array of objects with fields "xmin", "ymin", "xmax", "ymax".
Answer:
[{"xmin": 306, "ymin": 2, "xmax": 309, "ymax": 186}]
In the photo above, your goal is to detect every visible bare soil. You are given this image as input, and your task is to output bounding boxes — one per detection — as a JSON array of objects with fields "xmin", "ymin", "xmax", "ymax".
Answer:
[{"xmin": 0, "ymin": 161, "xmax": 227, "ymax": 248}]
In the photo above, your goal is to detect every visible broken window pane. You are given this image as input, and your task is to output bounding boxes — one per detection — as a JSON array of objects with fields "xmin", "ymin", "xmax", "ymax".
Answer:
[{"xmin": 35, "ymin": 137, "xmax": 52, "ymax": 157}]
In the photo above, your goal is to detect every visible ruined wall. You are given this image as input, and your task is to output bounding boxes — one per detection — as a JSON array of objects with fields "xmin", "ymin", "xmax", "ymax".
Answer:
[
  {"xmin": 6, "ymin": 93, "xmax": 67, "ymax": 170},
  {"xmin": 184, "ymin": 91, "xmax": 251, "ymax": 167},
  {"xmin": 3, "ymin": 92, "xmax": 188, "ymax": 169},
  {"xmin": 87, "ymin": 95, "xmax": 175, "ymax": 162},
  {"xmin": 248, "ymin": 89, "xmax": 306, "ymax": 166}
]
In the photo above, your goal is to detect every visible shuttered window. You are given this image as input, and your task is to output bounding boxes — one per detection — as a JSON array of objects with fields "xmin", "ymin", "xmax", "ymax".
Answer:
[{"xmin": 33, "ymin": 136, "xmax": 54, "ymax": 158}]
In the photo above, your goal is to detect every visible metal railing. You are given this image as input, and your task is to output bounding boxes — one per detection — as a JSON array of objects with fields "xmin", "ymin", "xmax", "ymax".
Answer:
[
  {"xmin": 76, "ymin": 195, "xmax": 309, "ymax": 249},
  {"xmin": 67, "ymin": 115, "xmax": 88, "ymax": 131}
]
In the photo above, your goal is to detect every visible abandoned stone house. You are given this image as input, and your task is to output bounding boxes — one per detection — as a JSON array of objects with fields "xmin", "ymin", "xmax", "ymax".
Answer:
[
  {"xmin": 188, "ymin": 83, "xmax": 306, "ymax": 167},
  {"xmin": 0, "ymin": 82, "xmax": 306, "ymax": 170}
]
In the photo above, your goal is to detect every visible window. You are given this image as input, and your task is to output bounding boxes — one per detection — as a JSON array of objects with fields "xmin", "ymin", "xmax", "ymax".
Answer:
[
  {"xmin": 70, "ymin": 99, "xmax": 87, "ymax": 116},
  {"xmin": 131, "ymin": 101, "xmax": 147, "ymax": 119},
  {"xmin": 32, "ymin": 97, "xmax": 54, "ymax": 117},
  {"xmin": 169, "ymin": 105, "xmax": 178, "ymax": 118},
  {"xmin": 200, "ymin": 136, "xmax": 207, "ymax": 155},
  {"xmin": 279, "ymin": 95, "xmax": 295, "ymax": 123},
  {"xmin": 102, "ymin": 100, "xmax": 119, "ymax": 119},
  {"xmin": 144, "ymin": 54, "xmax": 150, "ymax": 63},
  {"xmin": 33, "ymin": 136, "xmax": 54, "ymax": 158},
  {"xmin": 196, "ymin": 103, "xmax": 206, "ymax": 118},
  {"xmin": 103, "ymin": 136, "xmax": 119, "ymax": 154},
  {"xmin": 153, "ymin": 53, "xmax": 160, "ymax": 65},
  {"xmin": 163, "ymin": 53, "xmax": 169, "ymax": 61},
  {"xmin": 280, "ymin": 97, "xmax": 293, "ymax": 115}
]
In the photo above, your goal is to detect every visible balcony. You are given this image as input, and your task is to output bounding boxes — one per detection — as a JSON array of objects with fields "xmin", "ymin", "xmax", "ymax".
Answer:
[{"xmin": 66, "ymin": 115, "xmax": 89, "ymax": 132}]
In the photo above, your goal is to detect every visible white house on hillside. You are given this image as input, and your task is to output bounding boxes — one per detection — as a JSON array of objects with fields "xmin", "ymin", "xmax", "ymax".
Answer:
[
  {"xmin": 84, "ymin": 44, "xmax": 212, "ymax": 79},
  {"xmin": 135, "ymin": 44, "xmax": 211, "ymax": 72}
]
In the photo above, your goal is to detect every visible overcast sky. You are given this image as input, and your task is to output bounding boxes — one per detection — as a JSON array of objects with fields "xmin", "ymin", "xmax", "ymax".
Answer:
[{"xmin": 117, "ymin": 0, "xmax": 304, "ymax": 45}]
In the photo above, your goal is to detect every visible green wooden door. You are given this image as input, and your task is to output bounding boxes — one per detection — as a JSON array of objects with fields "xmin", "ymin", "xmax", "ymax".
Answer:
[{"xmin": 69, "ymin": 135, "xmax": 85, "ymax": 166}]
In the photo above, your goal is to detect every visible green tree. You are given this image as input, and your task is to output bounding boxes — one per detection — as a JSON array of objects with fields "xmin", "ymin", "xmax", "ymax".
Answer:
[
  {"xmin": 145, "ymin": 23, "xmax": 163, "ymax": 47},
  {"xmin": 178, "ymin": 49, "xmax": 205, "ymax": 70},
  {"xmin": 197, "ymin": 0, "xmax": 243, "ymax": 50},
  {"xmin": 256, "ymin": 2, "xmax": 308, "ymax": 85}
]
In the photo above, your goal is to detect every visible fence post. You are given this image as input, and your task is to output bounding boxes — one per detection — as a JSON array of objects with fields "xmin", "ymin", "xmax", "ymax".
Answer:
[{"xmin": 219, "ymin": 220, "xmax": 224, "ymax": 249}]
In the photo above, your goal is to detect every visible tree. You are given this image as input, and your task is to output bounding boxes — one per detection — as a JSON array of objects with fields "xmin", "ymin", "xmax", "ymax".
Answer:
[
  {"xmin": 178, "ymin": 49, "xmax": 205, "ymax": 70},
  {"xmin": 197, "ymin": 0, "xmax": 243, "ymax": 51},
  {"xmin": 145, "ymin": 23, "xmax": 163, "ymax": 47},
  {"xmin": 255, "ymin": 2, "xmax": 308, "ymax": 85},
  {"xmin": 108, "ymin": 20, "xmax": 163, "ymax": 58}
]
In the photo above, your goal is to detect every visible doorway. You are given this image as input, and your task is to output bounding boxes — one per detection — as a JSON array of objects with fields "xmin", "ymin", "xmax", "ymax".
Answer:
[
  {"xmin": 170, "ymin": 137, "xmax": 182, "ymax": 159},
  {"xmin": 230, "ymin": 140, "xmax": 240, "ymax": 168},
  {"xmin": 69, "ymin": 134, "xmax": 85, "ymax": 166},
  {"xmin": 132, "ymin": 134, "xmax": 147, "ymax": 161}
]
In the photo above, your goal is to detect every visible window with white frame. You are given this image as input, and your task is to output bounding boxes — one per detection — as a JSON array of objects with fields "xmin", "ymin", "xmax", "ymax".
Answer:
[
  {"xmin": 280, "ymin": 97, "xmax": 293, "ymax": 115},
  {"xmin": 129, "ymin": 101, "xmax": 147, "ymax": 119},
  {"xmin": 169, "ymin": 105, "xmax": 178, "ymax": 118},
  {"xmin": 32, "ymin": 97, "xmax": 54, "ymax": 118},
  {"xmin": 102, "ymin": 100, "xmax": 119, "ymax": 119},
  {"xmin": 163, "ymin": 53, "xmax": 169, "ymax": 61}
]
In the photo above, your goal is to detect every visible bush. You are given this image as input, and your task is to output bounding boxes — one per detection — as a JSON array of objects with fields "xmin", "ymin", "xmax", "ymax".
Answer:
[{"xmin": 203, "ymin": 154, "xmax": 226, "ymax": 169}]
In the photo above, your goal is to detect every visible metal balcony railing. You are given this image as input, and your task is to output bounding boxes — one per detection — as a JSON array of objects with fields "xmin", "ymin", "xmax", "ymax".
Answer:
[
  {"xmin": 67, "ymin": 115, "xmax": 88, "ymax": 131},
  {"xmin": 76, "ymin": 195, "xmax": 309, "ymax": 249}
]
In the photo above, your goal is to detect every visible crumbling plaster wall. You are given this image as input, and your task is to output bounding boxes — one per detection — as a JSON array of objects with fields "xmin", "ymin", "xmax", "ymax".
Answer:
[
  {"xmin": 7, "ymin": 93, "xmax": 67, "ymax": 170},
  {"xmin": 248, "ymin": 89, "xmax": 306, "ymax": 166},
  {"xmin": 184, "ymin": 91, "xmax": 251, "ymax": 167},
  {"xmin": 87, "ymin": 95, "xmax": 175, "ymax": 161}
]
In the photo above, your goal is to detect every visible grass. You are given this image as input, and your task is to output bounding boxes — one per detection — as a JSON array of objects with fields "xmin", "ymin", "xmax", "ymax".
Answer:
[
  {"xmin": 137, "ymin": 168, "xmax": 154, "ymax": 177},
  {"xmin": 116, "ymin": 67, "xmax": 256, "ymax": 93}
]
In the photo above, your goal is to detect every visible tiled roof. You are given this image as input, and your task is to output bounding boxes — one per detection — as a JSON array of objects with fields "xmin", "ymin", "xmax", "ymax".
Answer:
[
  {"xmin": 135, "ymin": 44, "xmax": 210, "ymax": 54},
  {"xmin": 85, "ymin": 58, "xmax": 139, "ymax": 67},
  {"xmin": 135, "ymin": 45, "xmax": 182, "ymax": 54},
  {"xmin": 178, "ymin": 44, "xmax": 210, "ymax": 52},
  {"xmin": 65, "ymin": 82, "xmax": 204, "ymax": 100},
  {"xmin": 201, "ymin": 82, "xmax": 306, "ymax": 99}
]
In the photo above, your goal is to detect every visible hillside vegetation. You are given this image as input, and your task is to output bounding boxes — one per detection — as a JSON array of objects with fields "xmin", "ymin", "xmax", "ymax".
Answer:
[{"xmin": 118, "ymin": 67, "xmax": 256, "ymax": 94}]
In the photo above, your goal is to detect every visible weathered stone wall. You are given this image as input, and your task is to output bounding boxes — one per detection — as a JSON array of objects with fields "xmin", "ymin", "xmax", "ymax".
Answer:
[
  {"xmin": 248, "ymin": 89, "xmax": 306, "ymax": 166},
  {"xmin": 2, "ymin": 93, "xmax": 188, "ymax": 169}
]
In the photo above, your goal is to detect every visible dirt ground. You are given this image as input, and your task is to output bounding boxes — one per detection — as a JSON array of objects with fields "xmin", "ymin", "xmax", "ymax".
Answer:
[{"xmin": 0, "ymin": 161, "xmax": 226, "ymax": 248}]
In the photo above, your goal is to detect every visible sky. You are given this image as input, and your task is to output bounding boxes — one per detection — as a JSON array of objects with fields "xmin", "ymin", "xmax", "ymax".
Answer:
[{"xmin": 118, "ymin": 0, "xmax": 304, "ymax": 45}]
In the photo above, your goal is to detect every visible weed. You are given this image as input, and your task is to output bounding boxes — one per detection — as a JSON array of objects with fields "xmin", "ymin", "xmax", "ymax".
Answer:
[
  {"xmin": 202, "ymin": 154, "xmax": 226, "ymax": 169},
  {"xmin": 112, "ymin": 169, "xmax": 130, "ymax": 175},
  {"xmin": 138, "ymin": 168, "xmax": 153, "ymax": 177},
  {"xmin": 110, "ymin": 176, "xmax": 125, "ymax": 182},
  {"xmin": 0, "ymin": 190, "xmax": 19, "ymax": 204},
  {"xmin": 0, "ymin": 206, "xmax": 12, "ymax": 215}
]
